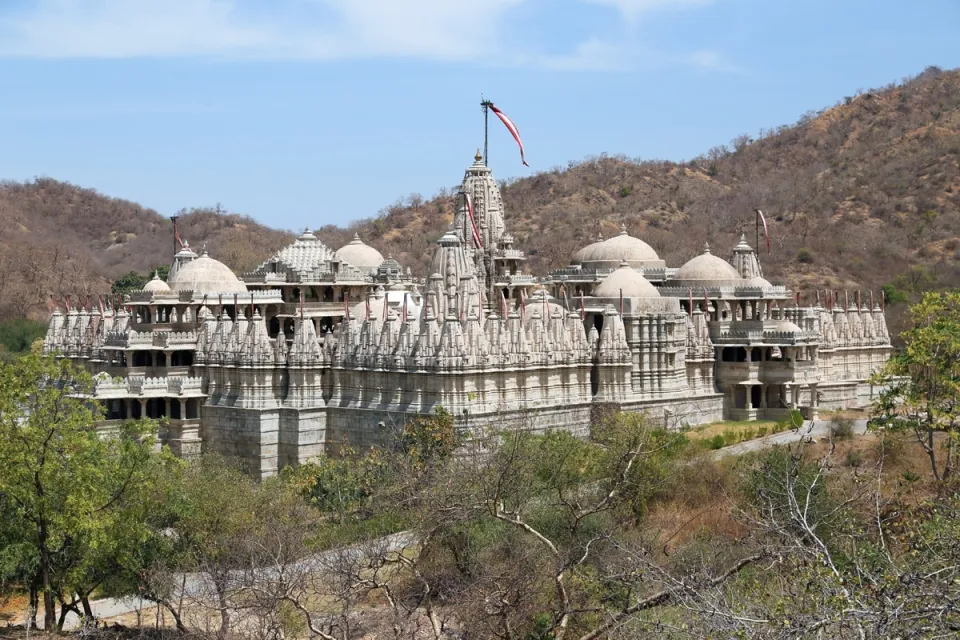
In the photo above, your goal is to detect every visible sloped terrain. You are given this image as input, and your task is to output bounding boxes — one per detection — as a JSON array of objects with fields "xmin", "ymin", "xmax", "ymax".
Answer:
[{"xmin": 2, "ymin": 66, "xmax": 957, "ymax": 327}]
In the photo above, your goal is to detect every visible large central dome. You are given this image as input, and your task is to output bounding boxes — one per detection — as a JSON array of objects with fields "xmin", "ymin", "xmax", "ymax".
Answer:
[
  {"xmin": 168, "ymin": 251, "xmax": 247, "ymax": 295},
  {"xmin": 576, "ymin": 225, "xmax": 665, "ymax": 270}
]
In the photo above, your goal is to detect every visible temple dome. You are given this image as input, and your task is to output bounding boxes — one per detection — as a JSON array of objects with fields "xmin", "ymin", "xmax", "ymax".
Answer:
[
  {"xmin": 746, "ymin": 275, "xmax": 772, "ymax": 288},
  {"xmin": 594, "ymin": 262, "xmax": 660, "ymax": 298},
  {"xmin": 168, "ymin": 251, "xmax": 247, "ymax": 294},
  {"xmin": 336, "ymin": 233, "xmax": 384, "ymax": 272},
  {"xmin": 142, "ymin": 272, "xmax": 171, "ymax": 293},
  {"xmin": 773, "ymin": 319, "xmax": 803, "ymax": 334},
  {"xmin": 584, "ymin": 226, "xmax": 660, "ymax": 265},
  {"xmin": 572, "ymin": 232, "xmax": 605, "ymax": 265},
  {"xmin": 673, "ymin": 243, "xmax": 741, "ymax": 284}
]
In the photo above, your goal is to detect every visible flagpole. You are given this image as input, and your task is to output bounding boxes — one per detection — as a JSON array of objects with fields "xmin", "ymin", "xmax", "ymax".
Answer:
[
  {"xmin": 755, "ymin": 209, "xmax": 759, "ymax": 257},
  {"xmin": 170, "ymin": 214, "xmax": 179, "ymax": 256},
  {"xmin": 481, "ymin": 97, "xmax": 492, "ymax": 166}
]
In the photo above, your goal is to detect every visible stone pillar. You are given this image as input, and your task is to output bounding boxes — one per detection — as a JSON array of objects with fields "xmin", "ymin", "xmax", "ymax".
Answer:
[
  {"xmin": 760, "ymin": 384, "xmax": 767, "ymax": 409},
  {"xmin": 125, "ymin": 399, "xmax": 133, "ymax": 419},
  {"xmin": 180, "ymin": 399, "xmax": 188, "ymax": 420},
  {"xmin": 139, "ymin": 399, "xmax": 147, "ymax": 419},
  {"xmin": 164, "ymin": 398, "xmax": 171, "ymax": 418}
]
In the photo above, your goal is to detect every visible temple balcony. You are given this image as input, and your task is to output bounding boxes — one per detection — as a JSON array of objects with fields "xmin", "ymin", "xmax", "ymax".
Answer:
[
  {"xmin": 716, "ymin": 360, "xmax": 819, "ymax": 385},
  {"xmin": 709, "ymin": 326, "xmax": 820, "ymax": 346},
  {"xmin": 103, "ymin": 330, "xmax": 199, "ymax": 350},
  {"xmin": 92, "ymin": 373, "xmax": 205, "ymax": 399},
  {"xmin": 274, "ymin": 301, "xmax": 357, "ymax": 317},
  {"xmin": 658, "ymin": 285, "xmax": 791, "ymax": 299}
]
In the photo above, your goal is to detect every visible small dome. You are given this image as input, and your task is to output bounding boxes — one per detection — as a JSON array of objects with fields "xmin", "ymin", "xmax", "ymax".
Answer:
[
  {"xmin": 594, "ymin": 261, "xmax": 661, "ymax": 298},
  {"xmin": 772, "ymin": 319, "xmax": 802, "ymax": 334},
  {"xmin": 336, "ymin": 233, "xmax": 384, "ymax": 272},
  {"xmin": 142, "ymin": 271, "xmax": 171, "ymax": 293},
  {"xmin": 674, "ymin": 243, "xmax": 741, "ymax": 284},
  {"xmin": 582, "ymin": 225, "xmax": 661, "ymax": 266},
  {"xmin": 746, "ymin": 275, "xmax": 772, "ymax": 288},
  {"xmin": 168, "ymin": 251, "xmax": 247, "ymax": 294}
]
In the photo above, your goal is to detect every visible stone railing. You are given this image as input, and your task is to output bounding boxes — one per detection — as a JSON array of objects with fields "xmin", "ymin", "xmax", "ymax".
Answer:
[
  {"xmin": 126, "ymin": 291, "xmax": 196, "ymax": 303},
  {"xmin": 278, "ymin": 301, "xmax": 354, "ymax": 315},
  {"xmin": 102, "ymin": 330, "xmax": 198, "ymax": 349},
  {"xmin": 495, "ymin": 274, "xmax": 538, "ymax": 285},
  {"xmin": 547, "ymin": 267, "xmax": 614, "ymax": 280},
  {"xmin": 93, "ymin": 374, "xmax": 205, "ymax": 398},
  {"xmin": 153, "ymin": 331, "xmax": 198, "ymax": 348},
  {"xmin": 658, "ymin": 285, "xmax": 790, "ymax": 298},
  {"xmin": 127, "ymin": 289, "xmax": 284, "ymax": 303},
  {"xmin": 710, "ymin": 328, "xmax": 820, "ymax": 345}
]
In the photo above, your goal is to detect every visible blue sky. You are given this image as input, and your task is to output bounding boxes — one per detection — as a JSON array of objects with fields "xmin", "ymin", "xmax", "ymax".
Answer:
[{"xmin": 1, "ymin": 0, "xmax": 959, "ymax": 232}]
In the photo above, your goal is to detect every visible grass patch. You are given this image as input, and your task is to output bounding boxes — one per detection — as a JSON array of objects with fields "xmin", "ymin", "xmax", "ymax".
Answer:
[{"xmin": 687, "ymin": 420, "xmax": 778, "ymax": 449}]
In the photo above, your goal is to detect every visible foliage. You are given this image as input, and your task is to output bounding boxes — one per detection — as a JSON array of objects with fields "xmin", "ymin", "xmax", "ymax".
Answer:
[
  {"xmin": 110, "ymin": 270, "xmax": 148, "ymax": 295},
  {"xmin": 0, "ymin": 318, "xmax": 47, "ymax": 354},
  {"xmin": 285, "ymin": 448, "xmax": 387, "ymax": 522},
  {"xmin": 0, "ymin": 353, "xmax": 164, "ymax": 630},
  {"xmin": 872, "ymin": 290, "xmax": 960, "ymax": 481}
]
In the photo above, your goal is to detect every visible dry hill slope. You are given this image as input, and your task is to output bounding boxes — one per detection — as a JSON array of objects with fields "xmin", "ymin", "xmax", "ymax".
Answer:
[
  {"xmin": 342, "ymin": 66, "xmax": 960, "ymax": 298},
  {"xmin": 0, "ymin": 180, "xmax": 293, "ymax": 319},
  {"xmin": 1, "ymin": 66, "xmax": 957, "ymax": 327}
]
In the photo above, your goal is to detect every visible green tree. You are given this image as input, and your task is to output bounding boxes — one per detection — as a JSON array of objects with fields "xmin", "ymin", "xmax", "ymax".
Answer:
[
  {"xmin": 0, "ymin": 318, "xmax": 47, "ymax": 355},
  {"xmin": 111, "ymin": 270, "xmax": 148, "ymax": 295},
  {"xmin": 152, "ymin": 264, "xmax": 170, "ymax": 281},
  {"xmin": 163, "ymin": 457, "xmax": 259, "ymax": 638},
  {"xmin": 0, "ymin": 353, "xmax": 161, "ymax": 629},
  {"xmin": 872, "ymin": 290, "xmax": 960, "ymax": 481}
]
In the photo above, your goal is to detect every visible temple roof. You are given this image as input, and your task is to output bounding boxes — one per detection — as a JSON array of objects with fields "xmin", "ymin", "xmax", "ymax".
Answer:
[
  {"xmin": 335, "ymin": 233, "xmax": 384, "ymax": 273},
  {"xmin": 169, "ymin": 250, "xmax": 247, "ymax": 294}
]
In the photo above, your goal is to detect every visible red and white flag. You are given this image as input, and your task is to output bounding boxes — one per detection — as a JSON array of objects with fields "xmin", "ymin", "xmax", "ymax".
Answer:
[
  {"xmin": 463, "ymin": 191, "xmax": 483, "ymax": 249},
  {"xmin": 754, "ymin": 209, "xmax": 771, "ymax": 254},
  {"xmin": 174, "ymin": 217, "xmax": 184, "ymax": 248},
  {"xmin": 488, "ymin": 103, "xmax": 529, "ymax": 167}
]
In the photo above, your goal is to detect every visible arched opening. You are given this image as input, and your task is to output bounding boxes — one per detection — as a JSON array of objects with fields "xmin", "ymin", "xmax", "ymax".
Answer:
[
  {"xmin": 323, "ymin": 286, "xmax": 334, "ymax": 302},
  {"xmin": 268, "ymin": 316, "xmax": 281, "ymax": 338}
]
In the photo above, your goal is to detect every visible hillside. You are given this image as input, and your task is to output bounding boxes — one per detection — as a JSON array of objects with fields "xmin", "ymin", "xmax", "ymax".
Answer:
[
  {"xmin": 342, "ymin": 66, "xmax": 959, "ymax": 294},
  {"xmin": 0, "ymin": 180, "xmax": 293, "ymax": 319},
  {"xmin": 1, "ymin": 66, "xmax": 957, "ymax": 327}
]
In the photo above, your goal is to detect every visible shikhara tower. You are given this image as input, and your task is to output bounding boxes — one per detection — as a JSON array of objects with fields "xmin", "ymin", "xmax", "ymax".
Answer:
[
  {"xmin": 453, "ymin": 150, "xmax": 535, "ymax": 309},
  {"xmin": 45, "ymin": 152, "xmax": 893, "ymax": 478}
]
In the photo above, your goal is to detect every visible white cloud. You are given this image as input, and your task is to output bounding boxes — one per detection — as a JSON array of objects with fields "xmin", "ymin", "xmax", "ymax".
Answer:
[
  {"xmin": 0, "ymin": 0, "xmax": 732, "ymax": 72},
  {"xmin": 0, "ymin": 0, "xmax": 526, "ymax": 60}
]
